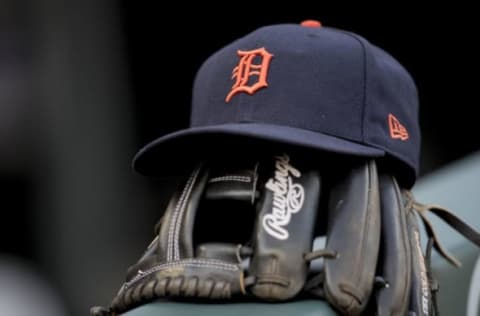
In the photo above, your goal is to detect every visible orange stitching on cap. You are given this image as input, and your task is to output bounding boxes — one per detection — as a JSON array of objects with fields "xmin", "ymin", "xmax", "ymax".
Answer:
[
  {"xmin": 388, "ymin": 113, "xmax": 409, "ymax": 141},
  {"xmin": 225, "ymin": 47, "xmax": 273, "ymax": 103}
]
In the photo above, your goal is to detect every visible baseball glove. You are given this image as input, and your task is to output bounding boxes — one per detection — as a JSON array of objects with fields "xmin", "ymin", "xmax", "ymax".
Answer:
[{"xmin": 91, "ymin": 153, "xmax": 480, "ymax": 316}]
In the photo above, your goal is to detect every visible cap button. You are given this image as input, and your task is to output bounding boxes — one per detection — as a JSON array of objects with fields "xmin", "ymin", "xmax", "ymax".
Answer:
[{"xmin": 300, "ymin": 20, "xmax": 322, "ymax": 28}]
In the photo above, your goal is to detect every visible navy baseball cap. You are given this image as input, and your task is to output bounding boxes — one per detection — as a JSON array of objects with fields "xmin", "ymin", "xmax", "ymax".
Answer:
[{"xmin": 133, "ymin": 21, "xmax": 420, "ymax": 187}]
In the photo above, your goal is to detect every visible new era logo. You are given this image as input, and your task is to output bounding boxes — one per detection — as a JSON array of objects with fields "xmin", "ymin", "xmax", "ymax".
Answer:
[{"xmin": 388, "ymin": 114, "xmax": 409, "ymax": 141}]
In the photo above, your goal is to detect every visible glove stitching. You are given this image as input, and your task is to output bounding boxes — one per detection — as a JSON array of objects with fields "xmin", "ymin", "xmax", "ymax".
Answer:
[
  {"xmin": 124, "ymin": 259, "xmax": 239, "ymax": 289},
  {"xmin": 173, "ymin": 167, "xmax": 203, "ymax": 261},
  {"xmin": 167, "ymin": 171, "xmax": 197, "ymax": 261},
  {"xmin": 167, "ymin": 167, "xmax": 201, "ymax": 262},
  {"xmin": 209, "ymin": 175, "xmax": 252, "ymax": 183},
  {"xmin": 251, "ymin": 162, "xmax": 259, "ymax": 204}
]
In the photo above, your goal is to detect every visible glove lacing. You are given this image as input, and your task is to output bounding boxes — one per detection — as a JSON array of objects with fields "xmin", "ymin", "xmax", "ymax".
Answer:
[
  {"xmin": 405, "ymin": 192, "xmax": 480, "ymax": 315},
  {"xmin": 302, "ymin": 249, "xmax": 339, "ymax": 298}
]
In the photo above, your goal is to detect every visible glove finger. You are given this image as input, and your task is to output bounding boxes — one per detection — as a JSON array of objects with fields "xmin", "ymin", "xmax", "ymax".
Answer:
[
  {"xmin": 249, "ymin": 153, "xmax": 321, "ymax": 300},
  {"xmin": 406, "ymin": 204, "xmax": 433, "ymax": 315},
  {"xmin": 324, "ymin": 160, "xmax": 381, "ymax": 315},
  {"xmin": 375, "ymin": 175, "xmax": 411, "ymax": 316}
]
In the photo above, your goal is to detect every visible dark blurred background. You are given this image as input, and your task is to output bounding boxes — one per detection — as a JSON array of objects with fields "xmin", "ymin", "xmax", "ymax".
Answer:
[{"xmin": 0, "ymin": 2, "xmax": 478, "ymax": 315}]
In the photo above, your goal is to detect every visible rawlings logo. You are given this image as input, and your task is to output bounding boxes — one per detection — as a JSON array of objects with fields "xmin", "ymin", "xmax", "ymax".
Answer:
[{"xmin": 262, "ymin": 154, "xmax": 305, "ymax": 240}]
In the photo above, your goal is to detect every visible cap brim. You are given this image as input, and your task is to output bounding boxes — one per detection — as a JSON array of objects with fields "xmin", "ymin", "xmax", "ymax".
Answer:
[{"xmin": 133, "ymin": 123, "xmax": 385, "ymax": 176}]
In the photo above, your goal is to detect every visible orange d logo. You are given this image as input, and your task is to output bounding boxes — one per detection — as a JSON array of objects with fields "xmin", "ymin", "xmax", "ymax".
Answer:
[{"xmin": 225, "ymin": 47, "xmax": 273, "ymax": 103}]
